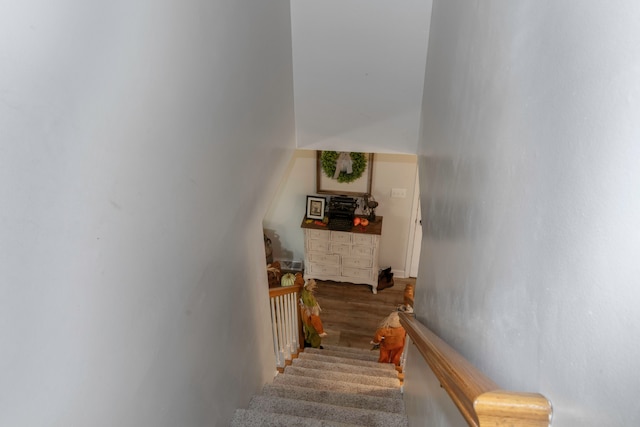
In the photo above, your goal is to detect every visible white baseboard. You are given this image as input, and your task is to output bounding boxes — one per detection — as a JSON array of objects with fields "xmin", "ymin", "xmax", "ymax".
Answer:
[{"xmin": 391, "ymin": 269, "xmax": 407, "ymax": 278}]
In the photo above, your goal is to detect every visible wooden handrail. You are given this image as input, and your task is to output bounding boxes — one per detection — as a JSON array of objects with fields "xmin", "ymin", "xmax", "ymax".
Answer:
[
  {"xmin": 399, "ymin": 312, "xmax": 552, "ymax": 427},
  {"xmin": 268, "ymin": 283, "xmax": 303, "ymax": 298}
]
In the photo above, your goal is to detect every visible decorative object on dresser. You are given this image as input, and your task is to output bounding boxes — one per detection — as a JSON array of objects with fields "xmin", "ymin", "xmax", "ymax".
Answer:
[
  {"xmin": 327, "ymin": 195, "xmax": 357, "ymax": 231},
  {"xmin": 305, "ymin": 195, "xmax": 326, "ymax": 220},
  {"xmin": 301, "ymin": 215, "xmax": 383, "ymax": 294},
  {"xmin": 362, "ymin": 193, "xmax": 378, "ymax": 222}
]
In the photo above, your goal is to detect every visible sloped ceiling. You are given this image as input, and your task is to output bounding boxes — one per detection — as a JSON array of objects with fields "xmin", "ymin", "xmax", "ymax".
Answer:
[{"xmin": 291, "ymin": 0, "xmax": 432, "ymax": 154}]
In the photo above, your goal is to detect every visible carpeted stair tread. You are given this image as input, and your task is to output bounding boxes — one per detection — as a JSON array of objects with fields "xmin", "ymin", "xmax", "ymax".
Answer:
[
  {"xmin": 262, "ymin": 383, "xmax": 406, "ymax": 414},
  {"xmin": 292, "ymin": 358, "xmax": 399, "ymax": 379},
  {"xmin": 304, "ymin": 347, "xmax": 380, "ymax": 362},
  {"xmin": 248, "ymin": 395, "xmax": 409, "ymax": 427},
  {"xmin": 284, "ymin": 365, "xmax": 400, "ymax": 388},
  {"xmin": 230, "ymin": 408, "xmax": 361, "ymax": 426},
  {"xmin": 272, "ymin": 372, "xmax": 401, "ymax": 399},
  {"xmin": 298, "ymin": 352, "xmax": 397, "ymax": 371},
  {"xmin": 322, "ymin": 344, "xmax": 380, "ymax": 356}
]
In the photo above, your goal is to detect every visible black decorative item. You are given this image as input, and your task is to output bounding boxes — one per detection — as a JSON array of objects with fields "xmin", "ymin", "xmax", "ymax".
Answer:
[{"xmin": 363, "ymin": 194, "xmax": 378, "ymax": 221}]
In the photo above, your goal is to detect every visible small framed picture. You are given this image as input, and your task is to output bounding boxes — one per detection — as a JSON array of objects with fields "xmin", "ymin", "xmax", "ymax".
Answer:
[{"xmin": 306, "ymin": 196, "xmax": 326, "ymax": 220}]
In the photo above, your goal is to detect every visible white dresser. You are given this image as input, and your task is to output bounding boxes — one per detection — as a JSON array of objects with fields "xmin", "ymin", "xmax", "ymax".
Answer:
[{"xmin": 301, "ymin": 217, "xmax": 383, "ymax": 294}]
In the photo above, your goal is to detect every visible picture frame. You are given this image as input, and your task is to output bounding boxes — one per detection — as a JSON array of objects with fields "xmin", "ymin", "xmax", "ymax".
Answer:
[
  {"xmin": 316, "ymin": 151, "xmax": 374, "ymax": 196},
  {"xmin": 306, "ymin": 196, "xmax": 326, "ymax": 220}
]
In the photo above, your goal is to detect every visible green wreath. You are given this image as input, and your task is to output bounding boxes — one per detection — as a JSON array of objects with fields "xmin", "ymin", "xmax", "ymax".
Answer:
[{"xmin": 320, "ymin": 151, "xmax": 367, "ymax": 183}]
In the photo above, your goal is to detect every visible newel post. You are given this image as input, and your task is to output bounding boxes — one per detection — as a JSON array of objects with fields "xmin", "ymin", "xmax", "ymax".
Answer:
[{"xmin": 474, "ymin": 390, "xmax": 552, "ymax": 427}]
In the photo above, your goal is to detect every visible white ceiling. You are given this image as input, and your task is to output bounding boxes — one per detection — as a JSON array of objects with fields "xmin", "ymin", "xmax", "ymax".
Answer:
[{"xmin": 291, "ymin": 0, "xmax": 433, "ymax": 154}]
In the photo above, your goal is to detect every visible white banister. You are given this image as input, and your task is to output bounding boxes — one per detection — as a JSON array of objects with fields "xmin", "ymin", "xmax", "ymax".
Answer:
[{"xmin": 268, "ymin": 284, "xmax": 303, "ymax": 369}]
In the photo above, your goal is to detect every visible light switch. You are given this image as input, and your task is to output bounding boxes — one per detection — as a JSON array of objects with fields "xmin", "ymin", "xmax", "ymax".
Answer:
[{"xmin": 391, "ymin": 188, "xmax": 407, "ymax": 198}]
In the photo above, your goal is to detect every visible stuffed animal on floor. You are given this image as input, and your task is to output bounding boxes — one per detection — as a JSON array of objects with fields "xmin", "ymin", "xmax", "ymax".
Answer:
[
  {"xmin": 370, "ymin": 311, "xmax": 406, "ymax": 366},
  {"xmin": 299, "ymin": 279, "xmax": 327, "ymax": 348}
]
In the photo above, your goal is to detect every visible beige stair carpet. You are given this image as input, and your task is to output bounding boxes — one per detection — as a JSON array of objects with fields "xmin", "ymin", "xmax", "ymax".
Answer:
[{"xmin": 231, "ymin": 344, "xmax": 407, "ymax": 427}]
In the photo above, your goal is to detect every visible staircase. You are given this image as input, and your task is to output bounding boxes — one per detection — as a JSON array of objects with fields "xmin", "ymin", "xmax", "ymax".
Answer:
[{"xmin": 231, "ymin": 345, "xmax": 408, "ymax": 426}]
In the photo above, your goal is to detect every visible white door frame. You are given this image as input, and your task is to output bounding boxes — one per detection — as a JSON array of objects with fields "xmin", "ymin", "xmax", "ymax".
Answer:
[{"xmin": 404, "ymin": 169, "xmax": 422, "ymax": 277}]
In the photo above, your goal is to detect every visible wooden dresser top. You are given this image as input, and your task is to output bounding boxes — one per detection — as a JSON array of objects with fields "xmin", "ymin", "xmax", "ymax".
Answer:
[{"xmin": 300, "ymin": 215, "xmax": 383, "ymax": 236}]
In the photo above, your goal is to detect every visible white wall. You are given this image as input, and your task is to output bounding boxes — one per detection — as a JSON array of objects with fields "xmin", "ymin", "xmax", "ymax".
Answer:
[
  {"xmin": 403, "ymin": 342, "xmax": 465, "ymax": 427},
  {"xmin": 408, "ymin": 0, "xmax": 640, "ymax": 426},
  {"xmin": 0, "ymin": 1, "xmax": 295, "ymax": 426},
  {"xmin": 291, "ymin": 0, "xmax": 432, "ymax": 154},
  {"xmin": 263, "ymin": 150, "xmax": 418, "ymax": 277}
]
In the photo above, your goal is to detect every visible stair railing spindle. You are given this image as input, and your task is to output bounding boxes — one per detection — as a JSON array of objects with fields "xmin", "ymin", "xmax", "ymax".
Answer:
[{"xmin": 269, "ymin": 297, "xmax": 283, "ymax": 368}]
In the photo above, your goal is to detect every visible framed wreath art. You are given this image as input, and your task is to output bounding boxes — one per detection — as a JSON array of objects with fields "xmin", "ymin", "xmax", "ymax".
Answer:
[{"xmin": 316, "ymin": 151, "xmax": 374, "ymax": 196}]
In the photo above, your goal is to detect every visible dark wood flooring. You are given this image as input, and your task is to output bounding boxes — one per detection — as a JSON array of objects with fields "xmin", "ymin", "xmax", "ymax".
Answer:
[{"xmin": 313, "ymin": 278, "xmax": 415, "ymax": 350}]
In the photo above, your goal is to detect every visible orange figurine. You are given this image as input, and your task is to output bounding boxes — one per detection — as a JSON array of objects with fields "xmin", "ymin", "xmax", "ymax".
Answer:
[{"xmin": 371, "ymin": 311, "xmax": 406, "ymax": 366}]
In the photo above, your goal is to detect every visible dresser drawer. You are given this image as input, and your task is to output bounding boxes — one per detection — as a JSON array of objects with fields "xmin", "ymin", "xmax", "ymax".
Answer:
[
  {"xmin": 342, "ymin": 256, "xmax": 373, "ymax": 269},
  {"xmin": 351, "ymin": 245, "xmax": 373, "ymax": 258},
  {"xmin": 309, "ymin": 252, "xmax": 340, "ymax": 265},
  {"xmin": 342, "ymin": 266, "xmax": 373, "ymax": 280},
  {"xmin": 352, "ymin": 234, "xmax": 373, "ymax": 246},
  {"xmin": 308, "ymin": 239, "xmax": 330, "ymax": 253},
  {"xmin": 330, "ymin": 231, "xmax": 352, "ymax": 244},
  {"xmin": 330, "ymin": 243, "xmax": 350, "ymax": 256},
  {"xmin": 308, "ymin": 263, "xmax": 340, "ymax": 276},
  {"xmin": 307, "ymin": 229, "xmax": 330, "ymax": 240}
]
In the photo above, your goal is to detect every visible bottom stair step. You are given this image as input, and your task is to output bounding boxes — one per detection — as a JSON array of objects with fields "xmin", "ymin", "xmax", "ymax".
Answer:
[
  {"xmin": 248, "ymin": 395, "xmax": 409, "ymax": 427},
  {"xmin": 230, "ymin": 408, "xmax": 360, "ymax": 426}
]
